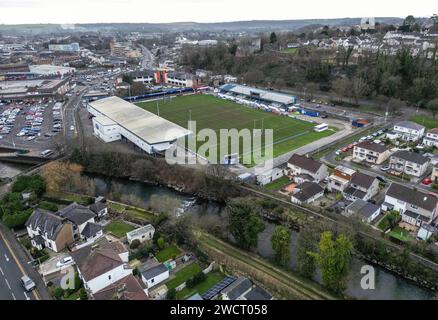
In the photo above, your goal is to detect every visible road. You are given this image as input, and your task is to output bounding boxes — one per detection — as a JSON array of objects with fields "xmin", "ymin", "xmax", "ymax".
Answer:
[
  {"xmin": 0, "ymin": 233, "xmax": 34, "ymax": 300},
  {"xmin": 139, "ymin": 44, "xmax": 155, "ymax": 69},
  {"xmin": 63, "ymin": 88, "xmax": 86, "ymax": 144}
]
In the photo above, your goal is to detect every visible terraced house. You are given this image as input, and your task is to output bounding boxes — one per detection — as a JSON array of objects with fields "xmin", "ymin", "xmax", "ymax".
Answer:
[{"xmin": 389, "ymin": 150, "xmax": 430, "ymax": 177}]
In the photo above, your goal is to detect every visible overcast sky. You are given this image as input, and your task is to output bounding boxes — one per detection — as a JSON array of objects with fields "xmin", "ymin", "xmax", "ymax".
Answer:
[{"xmin": 0, "ymin": 0, "xmax": 436, "ymax": 24}]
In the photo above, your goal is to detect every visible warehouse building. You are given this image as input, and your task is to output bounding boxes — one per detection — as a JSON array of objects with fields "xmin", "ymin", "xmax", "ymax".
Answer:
[
  {"xmin": 87, "ymin": 96, "xmax": 191, "ymax": 154},
  {"xmin": 0, "ymin": 78, "xmax": 71, "ymax": 100},
  {"xmin": 219, "ymin": 83, "xmax": 297, "ymax": 108}
]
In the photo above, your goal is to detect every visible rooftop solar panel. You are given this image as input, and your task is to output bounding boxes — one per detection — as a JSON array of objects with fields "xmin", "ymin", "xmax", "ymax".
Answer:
[{"xmin": 201, "ymin": 276, "xmax": 236, "ymax": 300}]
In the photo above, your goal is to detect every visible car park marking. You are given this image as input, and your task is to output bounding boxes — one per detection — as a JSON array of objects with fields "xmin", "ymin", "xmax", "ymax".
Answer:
[
  {"xmin": 11, "ymin": 292, "xmax": 16, "ymax": 300},
  {"xmin": 0, "ymin": 266, "xmax": 4, "ymax": 276},
  {"xmin": 24, "ymin": 291, "xmax": 30, "ymax": 300},
  {"xmin": 5, "ymin": 278, "xmax": 11, "ymax": 290},
  {"xmin": 4, "ymin": 253, "xmax": 9, "ymax": 262}
]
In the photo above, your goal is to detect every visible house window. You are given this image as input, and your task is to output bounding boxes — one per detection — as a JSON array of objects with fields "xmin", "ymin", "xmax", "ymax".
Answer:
[
  {"xmin": 108, "ymin": 275, "xmax": 112, "ymax": 280},
  {"xmin": 151, "ymin": 278, "xmax": 154, "ymax": 283}
]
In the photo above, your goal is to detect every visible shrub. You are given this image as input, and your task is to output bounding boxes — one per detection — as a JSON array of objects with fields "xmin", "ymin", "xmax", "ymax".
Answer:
[
  {"xmin": 2, "ymin": 209, "xmax": 33, "ymax": 229},
  {"xmin": 79, "ymin": 288, "xmax": 88, "ymax": 300},
  {"xmin": 53, "ymin": 287, "xmax": 64, "ymax": 300},
  {"xmin": 166, "ymin": 288, "xmax": 176, "ymax": 300},
  {"xmin": 38, "ymin": 201, "xmax": 59, "ymax": 212},
  {"xmin": 186, "ymin": 271, "xmax": 207, "ymax": 288},
  {"xmin": 156, "ymin": 237, "xmax": 166, "ymax": 249},
  {"xmin": 130, "ymin": 239, "xmax": 141, "ymax": 250}
]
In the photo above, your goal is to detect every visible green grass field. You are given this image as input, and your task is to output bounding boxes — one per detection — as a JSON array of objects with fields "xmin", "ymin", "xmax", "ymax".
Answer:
[
  {"xmin": 176, "ymin": 271, "xmax": 225, "ymax": 299},
  {"xmin": 104, "ymin": 221, "xmax": 135, "ymax": 238},
  {"xmin": 137, "ymin": 95, "xmax": 335, "ymax": 164},
  {"xmin": 156, "ymin": 245, "xmax": 182, "ymax": 262},
  {"xmin": 166, "ymin": 262, "xmax": 202, "ymax": 289},
  {"xmin": 409, "ymin": 115, "xmax": 438, "ymax": 129}
]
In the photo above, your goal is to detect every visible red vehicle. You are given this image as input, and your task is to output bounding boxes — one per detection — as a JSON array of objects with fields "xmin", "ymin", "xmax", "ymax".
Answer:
[
  {"xmin": 347, "ymin": 144, "xmax": 354, "ymax": 149},
  {"xmin": 341, "ymin": 147, "xmax": 349, "ymax": 152},
  {"xmin": 422, "ymin": 177, "xmax": 433, "ymax": 186}
]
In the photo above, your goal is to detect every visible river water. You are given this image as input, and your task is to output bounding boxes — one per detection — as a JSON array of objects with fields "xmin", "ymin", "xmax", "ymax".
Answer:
[{"xmin": 88, "ymin": 174, "xmax": 437, "ymax": 300}]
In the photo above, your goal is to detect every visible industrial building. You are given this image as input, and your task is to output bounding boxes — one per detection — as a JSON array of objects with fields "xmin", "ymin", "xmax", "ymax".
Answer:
[
  {"xmin": 87, "ymin": 96, "xmax": 191, "ymax": 154},
  {"xmin": 0, "ymin": 78, "xmax": 72, "ymax": 100},
  {"xmin": 218, "ymin": 83, "xmax": 297, "ymax": 108}
]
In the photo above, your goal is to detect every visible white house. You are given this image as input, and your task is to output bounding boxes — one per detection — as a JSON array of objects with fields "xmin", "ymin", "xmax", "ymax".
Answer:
[
  {"xmin": 343, "ymin": 172, "xmax": 379, "ymax": 201},
  {"xmin": 345, "ymin": 199, "xmax": 381, "ymax": 224},
  {"xmin": 352, "ymin": 141, "xmax": 391, "ymax": 165},
  {"xmin": 391, "ymin": 121, "xmax": 425, "ymax": 142},
  {"xmin": 382, "ymin": 183, "xmax": 438, "ymax": 227},
  {"xmin": 423, "ymin": 128, "xmax": 438, "ymax": 147},
  {"xmin": 327, "ymin": 165, "xmax": 356, "ymax": 193},
  {"xmin": 25, "ymin": 209, "xmax": 75, "ymax": 253},
  {"xmin": 140, "ymin": 264, "xmax": 169, "ymax": 289},
  {"xmin": 72, "ymin": 237, "xmax": 131, "ymax": 294},
  {"xmin": 127, "ymin": 224, "xmax": 155, "ymax": 245},
  {"xmin": 57, "ymin": 203, "xmax": 97, "ymax": 240},
  {"xmin": 89, "ymin": 200, "xmax": 108, "ymax": 218},
  {"xmin": 290, "ymin": 181, "xmax": 324, "ymax": 205},
  {"xmin": 287, "ymin": 154, "xmax": 328, "ymax": 183},
  {"xmin": 389, "ymin": 150, "xmax": 430, "ymax": 178}
]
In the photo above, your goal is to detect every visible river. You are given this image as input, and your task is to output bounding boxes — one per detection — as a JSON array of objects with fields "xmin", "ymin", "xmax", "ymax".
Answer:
[{"xmin": 88, "ymin": 174, "xmax": 437, "ymax": 300}]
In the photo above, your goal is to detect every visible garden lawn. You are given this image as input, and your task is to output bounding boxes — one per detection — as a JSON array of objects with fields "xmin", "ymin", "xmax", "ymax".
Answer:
[
  {"xmin": 409, "ymin": 115, "xmax": 438, "ymax": 130},
  {"xmin": 104, "ymin": 221, "xmax": 135, "ymax": 238},
  {"xmin": 137, "ymin": 95, "xmax": 335, "ymax": 164},
  {"xmin": 176, "ymin": 271, "xmax": 225, "ymax": 299},
  {"xmin": 155, "ymin": 245, "xmax": 182, "ymax": 262},
  {"xmin": 389, "ymin": 226, "xmax": 411, "ymax": 242},
  {"xmin": 264, "ymin": 176, "xmax": 290, "ymax": 191},
  {"xmin": 166, "ymin": 262, "xmax": 202, "ymax": 290}
]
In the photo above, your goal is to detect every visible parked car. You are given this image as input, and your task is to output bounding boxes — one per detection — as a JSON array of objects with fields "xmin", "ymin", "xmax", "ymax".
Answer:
[
  {"xmin": 380, "ymin": 165, "xmax": 390, "ymax": 172},
  {"xmin": 341, "ymin": 147, "xmax": 349, "ymax": 152},
  {"xmin": 20, "ymin": 276, "xmax": 36, "ymax": 292},
  {"xmin": 56, "ymin": 256, "xmax": 73, "ymax": 268},
  {"xmin": 422, "ymin": 177, "xmax": 433, "ymax": 186},
  {"xmin": 376, "ymin": 176, "xmax": 387, "ymax": 184}
]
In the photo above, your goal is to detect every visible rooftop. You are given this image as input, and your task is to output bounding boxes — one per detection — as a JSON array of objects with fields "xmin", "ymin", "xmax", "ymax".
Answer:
[
  {"xmin": 220, "ymin": 83, "xmax": 296, "ymax": 105},
  {"xmin": 355, "ymin": 140, "xmax": 388, "ymax": 153},
  {"xmin": 387, "ymin": 183, "xmax": 438, "ymax": 212},
  {"xmin": 88, "ymin": 96, "xmax": 191, "ymax": 145},
  {"xmin": 394, "ymin": 121, "xmax": 425, "ymax": 132},
  {"xmin": 288, "ymin": 154, "xmax": 323, "ymax": 174},
  {"xmin": 391, "ymin": 150, "xmax": 429, "ymax": 165}
]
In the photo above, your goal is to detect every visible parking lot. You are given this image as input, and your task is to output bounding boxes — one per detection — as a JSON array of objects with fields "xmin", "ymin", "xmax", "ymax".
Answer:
[{"xmin": 0, "ymin": 99, "xmax": 64, "ymax": 153}]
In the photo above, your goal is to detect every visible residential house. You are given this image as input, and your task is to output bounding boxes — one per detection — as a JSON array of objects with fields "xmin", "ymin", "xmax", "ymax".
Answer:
[
  {"xmin": 343, "ymin": 172, "xmax": 379, "ymax": 201},
  {"xmin": 287, "ymin": 154, "xmax": 328, "ymax": 183},
  {"xmin": 423, "ymin": 128, "xmax": 438, "ymax": 147},
  {"xmin": 93, "ymin": 274, "xmax": 148, "ymax": 300},
  {"xmin": 391, "ymin": 121, "xmax": 425, "ymax": 142},
  {"xmin": 352, "ymin": 141, "xmax": 391, "ymax": 165},
  {"xmin": 290, "ymin": 181, "xmax": 324, "ymax": 205},
  {"xmin": 242, "ymin": 285, "xmax": 273, "ymax": 300},
  {"xmin": 89, "ymin": 201, "xmax": 108, "ymax": 219},
  {"xmin": 126, "ymin": 224, "xmax": 155, "ymax": 245},
  {"xmin": 140, "ymin": 264, "xmax": 169, "ymax": 289},
  {"xmin": 345, "ymin": 199, "xmax": 381, "ymax": 223},
  {"xmin": 72, "ymin": 236, "xmax": 132, "ymax": 294},
  {"xmin": 327, "ymin": 165, "xmax": 356, "ymax": 193},
  {"xmin": 80, "ymin": 222, "xmax": 103, "ymax": 242},
  {"xmin": 26, "ymin": 209, "xmax": 74, "ymax": 253},
  {"xmin": 382, "ymin": 183, "xmax": 438, "ymax": 227},
  {"xmin": 221, "ymin": 277, "xmax": 253, "ymax": 300},
  {"xmin": 389, "ymin": 150, "xmax": 430, "ymax": 177},
  {"xmin": 57, "ymin": 203, "xmax": 97, "ymax": 240}
]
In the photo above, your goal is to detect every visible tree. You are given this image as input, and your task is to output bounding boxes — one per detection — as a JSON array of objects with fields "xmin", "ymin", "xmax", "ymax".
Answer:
[
  {"xmin": 156, "ymin": 237, "xmax": 166, "ymax": 249},
  {"xmin": 426, "ymin": 98, "xmax": 438, "ymax": 118},
  {"xmin": 271, "ymin": 225, "xmax": 291, "ymax": 266},
  {"xmin": 297, "ymin": 226, "xmax": 318, "ymax": 279},
  {"xmin": 351, "ymin": 77, "xmax": 369, "ymax": 104},
  {"xmin": 270, "ymin": 32, "xmax": 277, "ymax": 44},
  {"xmin": 227, "ymin": 198, "xmax": 265, "ymax": 250},
  {"xmin": 308, "ymin": 231, "xmax": 353, "ymax": 294}
]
